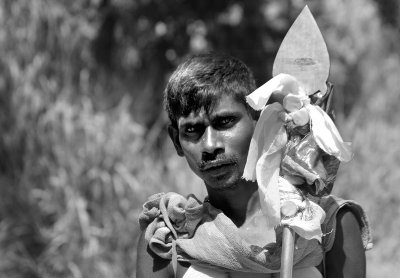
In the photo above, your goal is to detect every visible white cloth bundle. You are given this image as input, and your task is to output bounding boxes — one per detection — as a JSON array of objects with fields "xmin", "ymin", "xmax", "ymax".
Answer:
[{"xmin": 243, "ymin": 73, "xmax": 353, "ymax": 234}]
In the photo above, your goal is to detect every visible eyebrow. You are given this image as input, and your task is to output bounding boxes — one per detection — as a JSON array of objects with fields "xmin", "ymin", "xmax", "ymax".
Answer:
[
  {"xmin": 177, "ymin": 108, "xmax": 242, "ymax": 128},
  {"xmin": 209, "ymin": 111, "xmax": 241, "ymax": 121},
  {"xmin": 178, "ymin": 118, "xmax": 205, "ymax": 129}
]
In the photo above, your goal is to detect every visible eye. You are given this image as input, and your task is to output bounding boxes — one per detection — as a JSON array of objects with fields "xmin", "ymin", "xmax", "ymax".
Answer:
[
  {"xmin": 220, "ymin": 118, "xmax": 233, "ymax": 125},
  {"xmin": 185, "ymin": 125, "xmax": 197, "ymax": 133},
  {"xmin": 215, "ymin": 116, "xmax": 236, "ymax": 129},
  {"xmin": 181, "ymin": 124, "xmax": 204, "ymax": 138}
]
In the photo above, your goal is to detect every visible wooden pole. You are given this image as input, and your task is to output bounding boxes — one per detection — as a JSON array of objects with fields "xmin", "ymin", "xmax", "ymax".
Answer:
[
  {"xmin": 280, "ymin": 225, "xmax": 295, "ymax": 278},
  {"xmin": 280, "ymin": 200, "xmax": 297, "ymax": 278}
]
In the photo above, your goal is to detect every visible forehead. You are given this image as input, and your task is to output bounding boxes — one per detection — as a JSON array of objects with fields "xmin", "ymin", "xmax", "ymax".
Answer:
[{"xmin": 177, "ymin": 95, "xmax": 247, "ymax": 125}]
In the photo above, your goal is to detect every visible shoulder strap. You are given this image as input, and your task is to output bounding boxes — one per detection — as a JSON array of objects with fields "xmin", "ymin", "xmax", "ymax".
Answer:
[
  {"xmin": 319, "ymin": 195, "xmax": 373, "ymax": 252},
  {"xmin": 172, "ymin": 240, "xmax": 178, "ymax": 278}
]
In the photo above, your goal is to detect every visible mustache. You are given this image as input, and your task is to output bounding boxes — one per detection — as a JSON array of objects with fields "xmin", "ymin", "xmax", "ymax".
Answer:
[{"xmin": 198, "ymin": 155, "xmax": 239, "ymax": 171}]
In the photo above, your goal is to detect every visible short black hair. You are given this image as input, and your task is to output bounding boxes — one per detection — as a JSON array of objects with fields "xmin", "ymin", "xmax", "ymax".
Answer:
[{"xmin": 164, "ymin": 53, "xmax": 258, "ymax": 128}]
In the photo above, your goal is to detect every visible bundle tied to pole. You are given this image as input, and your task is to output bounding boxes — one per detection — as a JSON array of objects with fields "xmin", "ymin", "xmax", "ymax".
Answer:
[
  {"xmin": 242, "ymin": 73, "xmax": 352, "ymax": 239},
  {"xmin": 242, "ymin": 6, "xmax": 353, "ymax": 243}
]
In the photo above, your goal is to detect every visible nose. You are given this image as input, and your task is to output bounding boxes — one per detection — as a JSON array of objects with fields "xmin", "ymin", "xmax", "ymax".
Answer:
[{"xmin": 201, "ymin": 126, "xmax": 223, "ymax": 159}]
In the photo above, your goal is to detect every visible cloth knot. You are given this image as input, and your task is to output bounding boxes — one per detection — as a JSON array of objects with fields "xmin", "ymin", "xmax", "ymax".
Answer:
[{"xmin": 139, "ymin": 192, "xmax": 326, "ymax": 273}]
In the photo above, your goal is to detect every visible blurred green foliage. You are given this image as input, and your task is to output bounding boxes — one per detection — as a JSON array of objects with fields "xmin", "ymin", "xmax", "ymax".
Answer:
[{"xmin": 0, "ymin": 0, "xmax": 399, "ymax": 277}]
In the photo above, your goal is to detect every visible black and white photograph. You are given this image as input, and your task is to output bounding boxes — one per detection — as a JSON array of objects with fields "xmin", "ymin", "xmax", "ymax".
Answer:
[{"xmin": 0, "ymin": 0, "xmax": 399, "ymax": 277}]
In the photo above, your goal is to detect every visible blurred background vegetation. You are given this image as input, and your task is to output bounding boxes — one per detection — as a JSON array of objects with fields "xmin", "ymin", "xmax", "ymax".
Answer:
[{"xmin": 0, "ymin": 0, "xmax": 399, "ymax": 277}]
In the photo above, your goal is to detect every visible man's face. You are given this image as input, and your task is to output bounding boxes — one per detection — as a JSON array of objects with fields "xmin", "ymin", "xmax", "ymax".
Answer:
[{"xmin": 170, "ymin": 95, "xmax": 256, "ymax": 190}]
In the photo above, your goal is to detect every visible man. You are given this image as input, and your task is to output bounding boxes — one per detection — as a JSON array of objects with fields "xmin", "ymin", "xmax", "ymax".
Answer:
[{"xmin": 137, "ymin": 53, "xmax": 370, "ymax": 278}]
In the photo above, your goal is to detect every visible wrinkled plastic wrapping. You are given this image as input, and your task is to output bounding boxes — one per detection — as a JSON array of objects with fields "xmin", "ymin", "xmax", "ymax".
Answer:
[
  {"xmin": 282, "ymin": 134, "xmax": 327, "ymax": 193},
  {"xmin": 281, "ymin": 134, "xmax": 342, "ymax": 196}
]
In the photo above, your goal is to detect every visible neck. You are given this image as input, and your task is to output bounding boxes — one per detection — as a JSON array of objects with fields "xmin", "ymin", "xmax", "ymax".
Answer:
[{"xmin": 206, "ymin": 179, "xmax": 258, "ymax": 227}]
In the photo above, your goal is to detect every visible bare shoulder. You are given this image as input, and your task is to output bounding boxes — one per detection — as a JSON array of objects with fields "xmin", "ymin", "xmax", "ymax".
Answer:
[
  {"xmin": 136, "ymin": 231, "xmax": 174, "ymax": 278},
  {"xmin": 325, "ymin": 207, "xmax": 366, "ymax": 278}
]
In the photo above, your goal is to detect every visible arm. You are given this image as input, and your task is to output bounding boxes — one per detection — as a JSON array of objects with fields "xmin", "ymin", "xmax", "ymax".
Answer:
[
  {"xmin": 325, "ymin": 207, "xmax": 366, "ymax": 278},
  {"xmin": 136, "ymin": 231, "xmax": 174, "ymax": 278}
]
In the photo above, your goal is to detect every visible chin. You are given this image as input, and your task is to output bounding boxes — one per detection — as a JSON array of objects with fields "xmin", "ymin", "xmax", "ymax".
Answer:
[{"xmin": 204, "ymin": 174, "xmax": 241, "ymax": 191}]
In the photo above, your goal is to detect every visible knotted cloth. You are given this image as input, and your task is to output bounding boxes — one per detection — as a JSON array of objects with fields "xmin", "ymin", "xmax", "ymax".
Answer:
[{"xmin": 139, "ymin": 192, "xmax": 372, "ymax": 274}]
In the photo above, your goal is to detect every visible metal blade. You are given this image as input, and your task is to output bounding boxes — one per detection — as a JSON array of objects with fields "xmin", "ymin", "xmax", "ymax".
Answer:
[{"xmin": 273, "ymin": 6, "xmax": 330, "ymax": 96}]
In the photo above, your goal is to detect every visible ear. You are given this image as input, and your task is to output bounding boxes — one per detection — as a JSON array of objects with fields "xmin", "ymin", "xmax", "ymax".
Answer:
[{"xmin": 168, "ymin": 125, "xmax": 184, "ymax": 157}]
